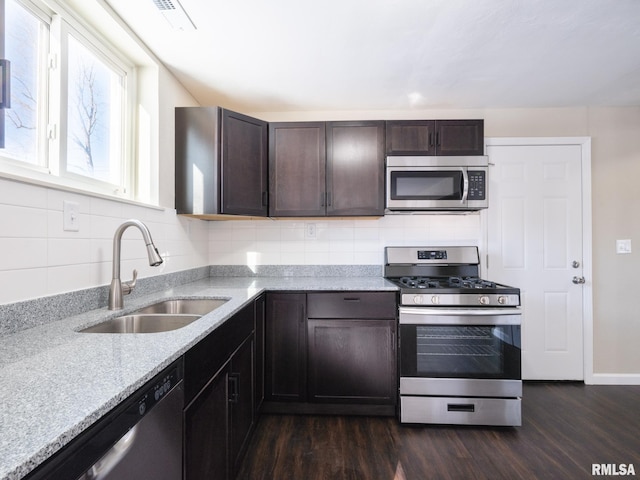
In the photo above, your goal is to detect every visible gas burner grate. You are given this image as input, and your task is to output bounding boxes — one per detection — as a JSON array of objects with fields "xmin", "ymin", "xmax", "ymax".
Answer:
[{"xmin": 397, "ymin": 276, "xmax": 498, "ymax": 289}]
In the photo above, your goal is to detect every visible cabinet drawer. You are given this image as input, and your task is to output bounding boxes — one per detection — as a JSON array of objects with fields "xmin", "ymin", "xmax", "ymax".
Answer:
[
  {"xmin": 307, "ymin": 292, "xmax": 396, "ymax": 319},
  {"xmin": 400, "ymin": 396, "xmax": 521, "ymax": 426}
]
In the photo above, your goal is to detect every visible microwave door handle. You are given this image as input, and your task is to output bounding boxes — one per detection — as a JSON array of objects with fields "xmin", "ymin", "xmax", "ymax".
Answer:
[{"xmin": 461, "ymin": 168, "xmax": 469, "ymax": 204}]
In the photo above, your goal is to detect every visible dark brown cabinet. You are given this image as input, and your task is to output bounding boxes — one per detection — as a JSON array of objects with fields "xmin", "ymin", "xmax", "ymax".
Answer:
[
  {"xmin": 269, "ymin": 122, "xmax": 326, "ymax": 217},
  {"xmin": 175, "ymin": 107, "xmax": 268, "ymax": 217},
  {"xmin": 184, "ymin": 302, "xmax": 256, "ymax": 480},
  {"xmin": 263, "ymin": 291, "xmax": 397, "ymax": 416},
  {"xmin": 386, "ymin": 119, "xmax": 484, "ymax": 156},
  {"xmin": 326, "ymin": 121, "xmax": 385, "ymax": 216},
  {"xmin": 254, "ymin": 294, "xmax": 266, "ymax": 412},
  {"xmin": 264, "ymin": 293, "xmax": 307, "ymax": 402},
  {"xmin": 307, "ymin": 292, "xmax": 397, "ymax": 406},
  {"xmin": 269, "ymin": 121, "xmax": 385, "ymax": 217}
]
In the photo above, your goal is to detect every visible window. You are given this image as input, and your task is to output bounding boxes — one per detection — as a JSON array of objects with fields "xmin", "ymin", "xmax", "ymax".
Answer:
[{"xmin": 0, "ymin": 0, "xmax": 135, "ymax": 198}]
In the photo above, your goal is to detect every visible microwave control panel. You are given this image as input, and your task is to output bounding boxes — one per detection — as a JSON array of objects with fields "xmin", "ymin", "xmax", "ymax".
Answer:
[{"xmin": 468, "ymin": 171, "xmax": 486, "ymax": 200}]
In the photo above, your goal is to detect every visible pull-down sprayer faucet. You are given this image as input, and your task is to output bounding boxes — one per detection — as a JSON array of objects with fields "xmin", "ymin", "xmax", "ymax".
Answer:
[{"xmin": 108, "ymin": 219, "xmax": 163, "ymax": 310}]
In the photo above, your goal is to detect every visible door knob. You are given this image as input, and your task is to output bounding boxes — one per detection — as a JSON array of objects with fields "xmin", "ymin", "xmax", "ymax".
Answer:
[
  {"xmin": 572, "ymin": 261, "xmax": 580, "ymax": 268},
  {"xmin": 572, "ymin": 276, "xmax": 586, "ymax": 284}
]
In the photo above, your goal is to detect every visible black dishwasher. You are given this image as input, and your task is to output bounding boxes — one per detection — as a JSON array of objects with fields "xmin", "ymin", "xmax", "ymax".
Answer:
[{"xmin": 26, "ymin": 358, "xmax": 184, "ymax": 480}]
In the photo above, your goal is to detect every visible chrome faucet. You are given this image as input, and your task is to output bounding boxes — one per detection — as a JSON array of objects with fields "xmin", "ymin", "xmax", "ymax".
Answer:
[{"xmin": 108, "ymin": 219, "xmax": 164, "ymax": 310}]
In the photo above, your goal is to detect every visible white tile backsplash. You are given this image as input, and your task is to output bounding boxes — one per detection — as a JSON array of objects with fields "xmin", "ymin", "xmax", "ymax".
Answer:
[
  {"xmin": 208, "ymin": 214, "xmax": 483, "ymax": 266},
  {"xmin": 0, "ymin": 178, "xmax": 209, "ymax": 304}
]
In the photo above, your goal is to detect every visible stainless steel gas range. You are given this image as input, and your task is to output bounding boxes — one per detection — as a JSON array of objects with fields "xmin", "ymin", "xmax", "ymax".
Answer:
[{"xmin": 385, "ymin": 246, "xmax": 522, "ymax": 427}]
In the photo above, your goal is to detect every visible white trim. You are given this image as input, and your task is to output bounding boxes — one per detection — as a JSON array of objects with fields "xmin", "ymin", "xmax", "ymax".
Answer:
[
  {"xmin": 484, "ymin": 137, "xmax": 594, "ymax": 384},
  {"xmin": 590, "ymin": 374, "xmax": 640, "ymax": 385},
  {"xmin": 0, "ymin": 170, "xmax": 165, "ymax": 211}
]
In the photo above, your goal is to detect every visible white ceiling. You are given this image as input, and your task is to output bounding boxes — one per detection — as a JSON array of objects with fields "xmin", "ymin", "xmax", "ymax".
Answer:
[{"xmin": 105, "ymin": 0, "xmax": 640, "ymax": 112}]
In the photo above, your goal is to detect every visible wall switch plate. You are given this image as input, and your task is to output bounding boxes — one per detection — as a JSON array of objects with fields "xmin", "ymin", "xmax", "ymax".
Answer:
[
  {"xmin": 63, "ymin": 201, "xmax": 80, "ymax": 232},
  {"xmin": 616, "ymin": 239, "xmax": 632, "ymax": 254},
  {"xmin": 305, "ymin": 223, "xmax": 317, "ymax": 239}
]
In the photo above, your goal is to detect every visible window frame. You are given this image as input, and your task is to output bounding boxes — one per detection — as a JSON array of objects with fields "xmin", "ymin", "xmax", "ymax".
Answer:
[{"xmin": 0, "ymin": 0, "xmax": 139, "ymax": 200}]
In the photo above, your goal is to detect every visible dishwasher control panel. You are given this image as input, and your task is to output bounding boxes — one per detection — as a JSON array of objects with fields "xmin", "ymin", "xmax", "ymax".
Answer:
[{"xmin": 136, "ymin": 366, "xmax": 182, "ymax": 418}]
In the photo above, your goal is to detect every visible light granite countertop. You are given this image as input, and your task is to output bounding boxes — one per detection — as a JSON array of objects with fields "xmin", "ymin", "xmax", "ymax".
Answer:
[{"xmin": 0, "ymin": 276, "xmax": 397, "ymax": 480}]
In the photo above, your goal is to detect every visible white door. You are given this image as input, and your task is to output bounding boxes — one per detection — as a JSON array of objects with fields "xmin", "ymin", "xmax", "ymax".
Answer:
[{"xmin": 486, "ymin": 141, "xmax": 586, "ymax": 380}]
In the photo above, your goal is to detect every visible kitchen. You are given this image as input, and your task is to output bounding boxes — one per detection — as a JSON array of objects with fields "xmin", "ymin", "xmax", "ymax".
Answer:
[{"xmin": 1, "ymin": 0, "xmax": 640, "ymax": 479}]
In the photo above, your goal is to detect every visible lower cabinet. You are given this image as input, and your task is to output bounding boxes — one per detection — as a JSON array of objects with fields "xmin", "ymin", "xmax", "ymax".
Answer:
[
  {"xmin": 264, "ymin": 293, "xmax": 307, "ymax": 402},
  {"xmin": 184, "ymin": 301, "xmax": 256, "ymax": 480},
  {"xmin": 307, "ymin": 318, "xmax": 396, "ymax": 405},
  {"xmin": 263, "ymin": 291, "xmax": 398, "ymax": 415}
]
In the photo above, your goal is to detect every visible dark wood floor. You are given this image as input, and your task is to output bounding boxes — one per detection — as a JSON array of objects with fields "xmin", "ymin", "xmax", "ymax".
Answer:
[{"xmin": 237, "ymin": 383, "xmax": 640, "ymax": 479}]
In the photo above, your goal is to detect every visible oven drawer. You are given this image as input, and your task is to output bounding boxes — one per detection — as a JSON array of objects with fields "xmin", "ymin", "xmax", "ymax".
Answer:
[
  {"xmin": 400, "ymin": 395, "xmax": 521, "ymax": 426},
  {"xmin": 307, "ymin": 292, "xmax": 397, "ymax": 319}
]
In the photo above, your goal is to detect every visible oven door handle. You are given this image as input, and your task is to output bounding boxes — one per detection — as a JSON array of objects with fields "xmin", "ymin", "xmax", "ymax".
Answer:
[{"xmin": 399, "ymin": 307, "xmax": 521, "ymax": 325}]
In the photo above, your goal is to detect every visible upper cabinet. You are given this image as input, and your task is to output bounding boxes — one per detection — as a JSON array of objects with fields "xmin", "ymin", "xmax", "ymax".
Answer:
[
  {"xmin": 175, "ymin": 107, "xmax": 268, "ymax": 217},
  {"xmin": 269, "ymin": 122, "xmax": 326, "ymax": 217},
  {"xmin": 269, "ymin": 121, "xmax": 385, "ymax": 217},
  {"xmin": 386, "ymin": 119, "xmax": 484, "ymax": 156}
]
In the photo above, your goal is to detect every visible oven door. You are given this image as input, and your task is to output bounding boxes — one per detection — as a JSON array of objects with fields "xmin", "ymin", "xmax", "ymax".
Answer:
[{"xmin": 399, "ymin": 307, "xmax": 521, "ymax": 383}]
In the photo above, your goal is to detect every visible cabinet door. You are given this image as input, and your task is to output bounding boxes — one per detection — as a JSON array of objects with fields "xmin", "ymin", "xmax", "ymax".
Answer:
[
  {"xmin": 265, "ymin": 293, "xmax": 307, "ymax": 401},
  {"xmin": 184, "ymin": 364, "xmax": 230, "ymax": 480},
  {"xmin": 269, "ymin": 122, "xmax": 326, "ymax": 216},
  {"xmin": 326, "ymin": 121, "xmax": 385, "ymax": 216},
  {"xmin": 254, "ymin": 294, "xmax": 266, "ymax": 411},
  {"xmin": 308, "ymin": 319, "xmax": 397, "ymax": 404},
  {"xmin": 221, "ymin": 109, "xmax": 268, "ymax": 216},
  {"xmin": 175, "ymin": 107, "xmax": 221, "ymax": 215},
  {"xmin": 385, "ymin": 120, "xmax": 435, "ymax": 155},
  {"xmin": 230, "ymin": 335, "xmax": 255, "ymax": 477},
  {"xmin": 434, "ymin": 119, "xmax": 484, "ymax": 156}
]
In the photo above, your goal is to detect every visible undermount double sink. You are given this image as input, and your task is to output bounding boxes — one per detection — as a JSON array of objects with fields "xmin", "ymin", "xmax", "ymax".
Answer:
[{"xmin": 79, "ymin": 298, "xmax": 229, "ymax": 334}]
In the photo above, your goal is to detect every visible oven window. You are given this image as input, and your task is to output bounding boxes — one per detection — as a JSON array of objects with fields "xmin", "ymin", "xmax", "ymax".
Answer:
[
  {"xmin": 400, "ymin": 324, "xmax": 521, "ymax": 380},
  {"xmin": 391, "ymin": 171, "xmax": 463, "ymax": 200}
]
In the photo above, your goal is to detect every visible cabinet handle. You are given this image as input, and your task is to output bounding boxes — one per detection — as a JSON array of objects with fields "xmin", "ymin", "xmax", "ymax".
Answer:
[
  {"xmin": 228, "ymin": 374, "xmax": 239, "ymax": 404},
  {"xmin": 320, "ymin": 193, "xmax": 325, "ymax": 207},
  {"xmin": 343, "ymin": 297, "xmax": 361, "ymax": 302},
  {"xmin": 262, "ymin": 191, "xmax": 268, "ymax": 207},
  {"xmin": 428, "ymin": 132, "xmax": 434, "ymax": 148},
  {"xmin": 435, "ymin": 132, "xmax": 441, "ymax": 147},
  {"xmin": 326, "ymin": 192, "xmax": 332, "ymax": 206}
]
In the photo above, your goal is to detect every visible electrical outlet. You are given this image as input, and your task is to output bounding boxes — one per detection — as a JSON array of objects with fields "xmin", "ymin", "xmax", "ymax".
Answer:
[
  {"xmin": 305, "ymin": 223, "xmax": 317, "ymax": 239},
  {"xmin": 63, "ymin": 201, "xmax": 80, "ymax": 232},
  {"xmin": 616, "ymin": 239, "xmax": 632, "ymax": 254}
]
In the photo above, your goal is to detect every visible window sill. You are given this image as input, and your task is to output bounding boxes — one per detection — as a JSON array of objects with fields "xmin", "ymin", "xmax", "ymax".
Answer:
[{"xmin": 0, "ymin": 169, "xmax": 164, "ymax": 211}]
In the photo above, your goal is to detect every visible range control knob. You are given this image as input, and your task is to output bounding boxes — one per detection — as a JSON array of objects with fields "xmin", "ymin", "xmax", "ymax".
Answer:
[
  {"xmin": 431, "ymin": 296, "xmax": 440, "ymax": 305},
  {"xmin": 479, "ymin": 296, "xmax": 490, "ymax": 305},
  {"xmin": 413, "ymin": 295, "xmax": 424, "ymax": 305},
  {"xmin": 498, "ymin": 296, "xmax": 508, "ymax": 305}
]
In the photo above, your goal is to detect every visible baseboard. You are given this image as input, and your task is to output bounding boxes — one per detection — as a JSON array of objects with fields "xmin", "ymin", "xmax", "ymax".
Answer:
[{"xmin": 587, "ymin": 373, "xmax": 640, "ymax": 385}]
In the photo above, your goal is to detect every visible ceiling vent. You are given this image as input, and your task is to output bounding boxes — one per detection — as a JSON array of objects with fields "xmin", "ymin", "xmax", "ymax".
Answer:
[{"xmin": 152, "ymin": 0, "xmax": 196, "ymax": 31}]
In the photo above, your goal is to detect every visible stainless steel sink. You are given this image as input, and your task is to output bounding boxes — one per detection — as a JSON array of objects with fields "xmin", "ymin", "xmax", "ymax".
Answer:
[
  {"xmin": 79, "ymin": 314, "xmax": 202, "ymax": 333},
  {"xmin": 79, "ymin": 298, "xmax": 229, "ymax": 333},
  {"xmin": 134, "ymin": 298, "xmax": 228, "ymax": 316}
]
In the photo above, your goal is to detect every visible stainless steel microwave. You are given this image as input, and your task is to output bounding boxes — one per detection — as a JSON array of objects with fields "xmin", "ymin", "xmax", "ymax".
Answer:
[{"xmin": 386, "ymin": 156, "xmax": 489, "ymax": 212}]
